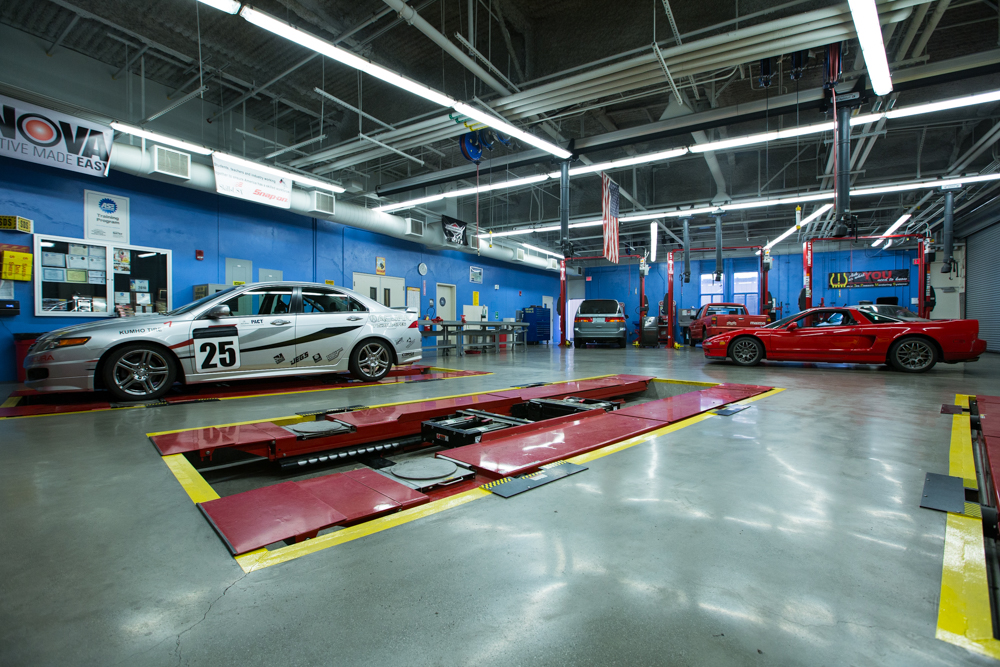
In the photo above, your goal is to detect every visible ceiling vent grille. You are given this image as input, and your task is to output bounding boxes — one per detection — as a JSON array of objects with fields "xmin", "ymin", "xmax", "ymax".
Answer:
[
  {"xmin": 310, "ymin": 191, "xmax": 336, "ymax": 215},
  {"xmin": 515, "ymin": 248, "xmax": 525, "ymax": 261},
  {"xmin": 547, "ymin": 258, "xmax": 559, "ymax": 270},
  {"xmin": 152, "ymin": 145, "xmax": 190, "ymax": 179},
  {"xmin": 469, "ymin": 235, "xmax": 480, "ymax": 250},
  {"xmin": 404, "ymin": 218, "xmax": 423, "ymax": 237}
]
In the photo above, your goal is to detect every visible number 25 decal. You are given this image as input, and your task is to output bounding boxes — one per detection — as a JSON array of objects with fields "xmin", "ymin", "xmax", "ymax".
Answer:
[{"xmin": 194, "ymin": 337, "xmax": 241, "ymax": 372}]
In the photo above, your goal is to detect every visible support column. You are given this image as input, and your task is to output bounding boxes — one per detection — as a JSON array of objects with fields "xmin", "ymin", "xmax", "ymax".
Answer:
[
  {"xmin": 667, "ymin": 251, "xmax": 675, "ymax": 347},
  {"xmin": 918, "ymin": 239, "xmax": 928, "ymax": 318},
  {"xmin": 714, "ymin": 215, "xmax": 723, "ymax": 281},
  {"xmin": 682, "ymin": 218, "xmax": 691, "ymax": 283},
  {"xmin": 803, "ymin": 240, "xmax": 814, "ymax": 309},
  {"xmin": 559, "ymin": 260, "xmax": 567, "ymax": 346},
  {"xmin": 941, "ymin": 190, "xmax": 955, "ymax": 272},
  {"xmin": 835, "ymin": 103, "xmax": 852, "ymax": 225},
  {"xmin": 560, "ymin": 160, "xmax": 570, "ymax": 256}
]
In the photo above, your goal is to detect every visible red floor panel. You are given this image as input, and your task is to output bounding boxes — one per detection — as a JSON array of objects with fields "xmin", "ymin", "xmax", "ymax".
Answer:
[
  {"xmin": 152, "ymin": 422, "xmax": 297, "ymax": 456},
  {"xmin": 199, "ymin": 482, "xmax": 347, "ymax": 555},
  {"xmin": 616, "ymin": 383, "xmax": 770, "ymax": 423},
  {"xmin": 0, "ymin": 367, "xmax": 488, "ymax": 419},
  {"xmin": 343, "ymin": 468, "xmax": 430, "ymax": 509},
  {"xmin": 297, "ymin": 475, "xmax": 404, "ymax": 523},
  {"xmin": 441, "ymin": 413, "xmax": 659, "ymax": 477}
]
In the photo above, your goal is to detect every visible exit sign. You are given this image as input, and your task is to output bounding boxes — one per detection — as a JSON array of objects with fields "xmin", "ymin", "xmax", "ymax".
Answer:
[{"xmin": 586, "ymin": 276, "xmax": 592, "ymax": 281}]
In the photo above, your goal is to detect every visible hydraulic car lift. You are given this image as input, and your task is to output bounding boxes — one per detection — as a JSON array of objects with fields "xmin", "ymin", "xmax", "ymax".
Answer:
[
  {"xmin": 159, "ymin": 376, "xmax": 773, "ymax": 555},
  {"xmin": 802, "ymin": 234, "xmax": 931, "ymax": 317},
  {"xmin": 664, "ymin": 245, "xmax": 766, "ymax": 348}
]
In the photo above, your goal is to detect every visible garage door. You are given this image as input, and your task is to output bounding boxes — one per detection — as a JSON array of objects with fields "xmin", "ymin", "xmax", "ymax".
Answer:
[{"xmin": 967, "ymin": 221, "xmax": 1000, "ymax": 352}]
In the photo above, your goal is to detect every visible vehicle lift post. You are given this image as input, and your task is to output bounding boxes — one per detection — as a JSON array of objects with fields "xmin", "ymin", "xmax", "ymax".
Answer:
[
  {"xmin": 560, "ymin": 254, "xmax": 643, "ymax": 346},
  {"xmin": 665, "ymin": 245, "xmax": 764, "ymax": 348},
  {"xmin": 802, "ymin": 234, "xmax": 930, "ymax": 317}
]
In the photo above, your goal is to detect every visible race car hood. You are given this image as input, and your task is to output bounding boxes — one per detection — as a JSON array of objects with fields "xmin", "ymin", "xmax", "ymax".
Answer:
[{"xmin": 36, "ymin": 314, "xmax": 186, "ymax": 341}]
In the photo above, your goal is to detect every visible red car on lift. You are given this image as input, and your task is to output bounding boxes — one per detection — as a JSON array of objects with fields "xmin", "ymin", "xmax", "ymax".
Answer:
[{"xmin": 701, "ymin": 306, "xmax": 987, "ymax": 372}]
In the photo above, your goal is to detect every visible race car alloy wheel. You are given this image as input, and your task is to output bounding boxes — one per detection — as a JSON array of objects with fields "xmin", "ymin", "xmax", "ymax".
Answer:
[
  {"xmin": 730, "ymin": 337, "xmax": 764, "ymax": 366},
  {"xmin": 890, "ymin": 337, "xmax": 937, "ymax": 373},
  {"xmin": 350, "ymin": 340, "xmax": 393, "ymax": 381},
  {"xmin": 104, "ymin": 344, "xmax": 177, "ymax": 401}
]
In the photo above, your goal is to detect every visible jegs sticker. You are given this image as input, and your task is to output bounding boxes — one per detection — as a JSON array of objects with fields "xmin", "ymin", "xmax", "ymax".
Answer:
[{"xmin": 290, "ymin": 352, "xmax": 308, "ymax": 365}]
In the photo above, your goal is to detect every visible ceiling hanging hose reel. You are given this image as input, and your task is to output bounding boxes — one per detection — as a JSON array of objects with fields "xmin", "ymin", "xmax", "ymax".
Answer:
[{"xmin": 459, "ymin": 132, "xmax": 483, "ymax": 164}]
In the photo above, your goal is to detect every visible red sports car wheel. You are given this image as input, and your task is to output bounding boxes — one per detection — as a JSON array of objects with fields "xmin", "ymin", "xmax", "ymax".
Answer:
[
  {"xmin": 889, "ymin": 337, "xmax": 937, "ymax": 373},
  {"xmin": 729, "ymin": 337, "xmax": 764, "ymax": 367}
]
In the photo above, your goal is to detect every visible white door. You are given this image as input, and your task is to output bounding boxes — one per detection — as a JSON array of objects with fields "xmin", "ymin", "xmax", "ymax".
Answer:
[
  {"xmin": 296, "ymin": 286, "xmax": 369, "ymax": 369},
  {"xmin": 436, "ymin": 284, "xmax": 456, "ymax": 320},
  {"xmin": 381, "ymin": 275, "xmax": 405, "ymax": 308},
  {"xmin": 353, "ymin": 273, "xmax": 381, "ymax": 303},
  {"xmin": 258, "ymin": 268, "xmax": 283, "ymax": 282},
  {"xmin": 542, "ymin": 295, "xmax": 554, "ymax": 343}
]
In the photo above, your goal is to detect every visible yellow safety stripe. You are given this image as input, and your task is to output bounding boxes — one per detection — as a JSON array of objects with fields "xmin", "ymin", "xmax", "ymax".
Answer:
[
  {"xmin": 162, "ymin": 453, "xmax": 220, "ymax": 504},
  {"xmin": 234, "ymin": 488, "xmax": 491, "ymax": 573},
  {"xmin": 935, "ymin": 393, "xmax": 1000, "ymax": 659},
  {"xmin": 1, "ymin": 396, "xmax": 22, "ymax": 408}
]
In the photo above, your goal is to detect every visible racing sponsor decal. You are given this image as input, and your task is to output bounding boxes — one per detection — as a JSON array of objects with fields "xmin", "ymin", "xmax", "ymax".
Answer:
[
  {"xmin": 273, "ymin": 353, "xmax": 285, "ymax": 364},
  {"xmin": 241, "ymin": 326, "xmax": 360, "ymax": 353},
  {"xmin": 290, "ymin": 352, "xmax": 309, "ymax": 365},
  {"xmin": 368, "ymin": 314, "xmax": 412, "ymax": 328},
  {"xmin": 326, "ymin": 348, "xmax": 343, "ymax": 362},
  {"xmin": 828, "ymin": 269, "xmax": 909, "ymax": 288},
  {"xmin": 119, "ymin": 326, "xmax": 164, "ymax": 335},
  {"xmin": 394, "ymin": 337, "xmax": 403, "ymax": 346},
  {"xmin": 312, "ymin": 353, "xmax": 322, "ymax": 363}
]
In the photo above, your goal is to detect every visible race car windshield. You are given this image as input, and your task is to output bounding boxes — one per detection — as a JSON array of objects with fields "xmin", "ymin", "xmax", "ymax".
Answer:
[
  {"xmin": 579, "ymin": 300, "xmax": 621, "ymax": 315},
  {"xmin": 167, "ymin": 288, "xmax": 237, "ymax": 316}
]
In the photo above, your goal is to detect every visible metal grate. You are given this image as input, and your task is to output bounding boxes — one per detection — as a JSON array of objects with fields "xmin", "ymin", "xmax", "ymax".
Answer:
[{"xmin": 152, "ymin": 145, "xmax": 190, "ymax": 179}]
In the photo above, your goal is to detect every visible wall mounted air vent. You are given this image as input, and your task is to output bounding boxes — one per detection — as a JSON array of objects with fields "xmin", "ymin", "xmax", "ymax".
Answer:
[
  {"xmin": 152, "ymin": 145, "xmax": 190, "ymax": 179},
  {"xmin": 547, "ymin": 258, "xmax": 559, "ymax": 270},
  {"xmin": 404, "ymin": 218, "xmax": 423, "ymax": 237},
  {"xmin": 469, "ymin": 235, "xmax": 480, "ymax": 250},
  {"xmin": 310, "ymin": 191, "xmax": 336, "ymax": 215},
  {"xmin": 515, "ymin": 248, "xmax": 525, "ymax": 261}
]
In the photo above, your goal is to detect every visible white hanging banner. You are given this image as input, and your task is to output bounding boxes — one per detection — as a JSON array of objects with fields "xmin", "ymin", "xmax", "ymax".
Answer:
[
  {"xmin": 212, "ymin": 153, "xmax": 292, "ymax": 209},
  {"xmin": 84, "ymin": 190, "xmax": 130, "ymax": 243},
  {"xmin": 0, "ymin": 94, "xmax": 113, "ymax": 176}
]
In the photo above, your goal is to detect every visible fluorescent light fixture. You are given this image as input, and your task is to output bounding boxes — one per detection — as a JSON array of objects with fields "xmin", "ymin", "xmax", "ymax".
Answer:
[
  {"xmin": 569, "ymin": 219, "xmax": 604, "ymax": 228},
  {"xmin": 763, "ymin": 203, "xmax": 833, "ymax": 250},
  {"xmin": 40, "ymin": 241, "xmax": 54, "ymax": 247},
  {"xmin": 650, "ymin": 222, "xmax": 657, "ymax": 262},
  {"xmin": 872, "ymin": 213, "xmax": 911, "ymax": 246},
  {"xmin": 136, "ymin": 252, "xmax": 157, "ymax": 258},
  {"xmin": 196, "ymin": 0, "xmax": 241, "ymax": 13},
  {"xmin": 110, "ymin": 122, "xmax": 213, "ymax": 155},
  {"xmin": 445, "ymin": 174, "xmax": 551, "ymax": 198},
  {"xmin": 215, "ymin": 152, "xmax": 345, "ymax": 193},
  {"xmin": 848, "ymin": 0, "xmax": 893, "ymax": 96},
  {"xmin": 566, "ymin": 148, "xmax": 690, "ymax": 177},
  {"xmin": 452, "ymin": 103, "xmax": 571, "ymax": 159},
  {"xmin": 374, "ymin": 193, "xmax": 444, "ymax": 213},
  {"xmin": 690, "ymin": 130, "xmax": 779, "ymax": 153},
  {"xmin": 886, "ymin": 89, "xmax": 1000, "ymax": 120},
  {"xmin": 522, "ymin": 242, "xmax": 564, "ymax": 259},
  {"xmin": 240, "ymin": 6, "xmax": 454, "ymax": 108}
]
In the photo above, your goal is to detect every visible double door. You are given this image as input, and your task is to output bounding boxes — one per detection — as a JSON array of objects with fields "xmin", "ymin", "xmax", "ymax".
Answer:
[{"xmin": 353, "ymin": 272, "xmax": 405, "ymax": 308}]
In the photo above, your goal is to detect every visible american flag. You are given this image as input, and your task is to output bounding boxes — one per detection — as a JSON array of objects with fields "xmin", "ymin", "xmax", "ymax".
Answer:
[{"xmin": 602, "ymin": 172, "xmax": 620, "ymax": 264}]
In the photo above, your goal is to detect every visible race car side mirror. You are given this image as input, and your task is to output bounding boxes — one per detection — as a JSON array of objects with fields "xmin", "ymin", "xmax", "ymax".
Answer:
[
  {"xmin": 207, "ymin": 305, "xmax": 231, "ymax": 319},
  {"xmin": 786, "ymin": 321, "xmax": 798, "ymax": 332}
]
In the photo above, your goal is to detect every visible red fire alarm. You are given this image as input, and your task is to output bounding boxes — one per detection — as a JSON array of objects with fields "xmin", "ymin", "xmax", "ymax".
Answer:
[{"xmin": 195, "ymin": 250, "xmax": 204, "ymax": 261}]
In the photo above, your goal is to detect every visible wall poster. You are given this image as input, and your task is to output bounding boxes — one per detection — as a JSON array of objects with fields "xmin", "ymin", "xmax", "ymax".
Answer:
[{"xmin": 84, "ymin": 190, "xmax": 130, "ymax": 243}]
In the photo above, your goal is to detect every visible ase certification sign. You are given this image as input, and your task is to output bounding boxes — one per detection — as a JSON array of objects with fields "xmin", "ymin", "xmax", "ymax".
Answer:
[{"xmin": 85, "ymin": 190, "xmax": 130, "ymax": 243}]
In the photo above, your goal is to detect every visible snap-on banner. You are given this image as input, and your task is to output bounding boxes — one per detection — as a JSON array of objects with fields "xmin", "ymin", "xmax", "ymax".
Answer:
[
  {"xmin": 828, "ymin": 269, "xmax": 910, "ymax": 288},
  {"xmin": 212, "ymin": 153, "xmax": 292, "ymax": 209},
  {"xmin": 0, "ymin": 94, "xmax": 113, "ymax": 176}
]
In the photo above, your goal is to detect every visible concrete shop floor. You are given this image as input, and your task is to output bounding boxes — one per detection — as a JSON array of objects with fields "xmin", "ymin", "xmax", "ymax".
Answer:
[{"xmin": 1, "ymin": 347, "xmax": 998, "ymax": 666}]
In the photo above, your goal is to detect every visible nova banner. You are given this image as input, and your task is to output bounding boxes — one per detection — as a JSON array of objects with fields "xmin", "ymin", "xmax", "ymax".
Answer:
[
  {"xmin": 0, "ymin": 94, "xmax": 113, "ymax": 176},
  {"xmin": 828, "ymin": 269, "xmax": 910, "ymax": 288},
  {"xmin": 212, "ymin": 153, "xmax": 292, "ymax": 208}
]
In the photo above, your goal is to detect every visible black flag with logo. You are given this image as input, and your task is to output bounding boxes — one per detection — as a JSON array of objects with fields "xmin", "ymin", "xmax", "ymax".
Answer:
[{"xmin": 441, "ymin": 215, "xmax": 468, "ymax": 246}]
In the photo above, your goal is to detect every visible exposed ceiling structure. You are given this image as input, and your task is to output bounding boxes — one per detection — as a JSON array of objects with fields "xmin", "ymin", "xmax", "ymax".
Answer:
[{"xmin": 2, "ymin": 0, "xmax": 999, "ymax": 263}]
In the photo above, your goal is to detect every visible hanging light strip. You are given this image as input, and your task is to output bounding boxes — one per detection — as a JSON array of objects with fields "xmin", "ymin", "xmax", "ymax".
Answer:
[
  {"xmin": 763, "ymin": 204, "xmax": 834, "ymax": 251},
  {"xmin": 522, "ymin": 242, "xmax": 565, "ymax": 259},
  {"xmin": 871, "ymin": 214, "xmax": 912, "ymax": 246}
]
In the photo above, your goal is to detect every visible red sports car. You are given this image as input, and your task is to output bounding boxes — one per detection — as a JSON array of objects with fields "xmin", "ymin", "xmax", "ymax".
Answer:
[{"xmin": 701, "ymin": 307, "xmax": 987, "ymax": 372}]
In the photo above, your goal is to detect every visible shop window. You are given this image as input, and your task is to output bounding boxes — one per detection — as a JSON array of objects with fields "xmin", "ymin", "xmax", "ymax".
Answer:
[
  {"xmin": 700, "ymin": 273, "xmax": 724, "ymax": 307},
  {"xmin": 733, "ymin": 271, "xmax": 759, "ymax": 314}
]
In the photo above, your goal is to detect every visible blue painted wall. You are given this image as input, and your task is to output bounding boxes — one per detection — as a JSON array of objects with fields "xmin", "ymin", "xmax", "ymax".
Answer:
[
  {"xmin": 585, "ymin": 247, "xmax": 919, "ymax": 337},
  {"xmin": 0, "ymin": 156, "xmax": 559, "ymax": 382}
]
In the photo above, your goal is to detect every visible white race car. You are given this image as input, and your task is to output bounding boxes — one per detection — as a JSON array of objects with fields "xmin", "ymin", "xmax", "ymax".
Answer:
[{"xmin": 23, "ymin": 282, "xmax": 422, "ymax": 401}]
